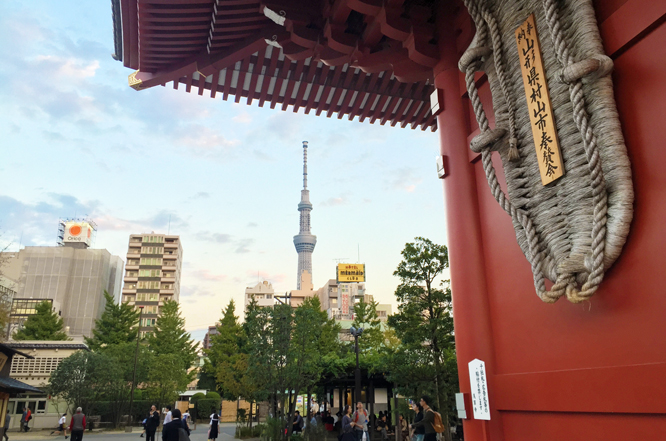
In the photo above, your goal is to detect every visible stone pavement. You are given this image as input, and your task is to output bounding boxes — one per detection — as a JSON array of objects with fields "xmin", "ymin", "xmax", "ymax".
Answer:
[{"xmin": 3, "ymin": 423, "xmax": 258, "ymax": 441}]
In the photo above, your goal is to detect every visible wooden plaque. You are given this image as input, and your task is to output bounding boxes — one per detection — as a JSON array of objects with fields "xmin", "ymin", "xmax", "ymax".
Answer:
[{"xmin": 515, "ymin": 14, "xmax": 565, "ymax": 185}]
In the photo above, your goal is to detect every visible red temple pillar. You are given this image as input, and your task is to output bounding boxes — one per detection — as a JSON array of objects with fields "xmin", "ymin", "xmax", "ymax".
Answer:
[{"xmin": 433, "ymin": 5, "xmax": 503, "ymax": 441}]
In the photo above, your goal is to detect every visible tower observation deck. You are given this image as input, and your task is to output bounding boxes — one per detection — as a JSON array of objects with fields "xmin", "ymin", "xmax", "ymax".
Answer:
[{"xmin": 293, "ymin": 141, "xmax": 316, "ymax": 290}]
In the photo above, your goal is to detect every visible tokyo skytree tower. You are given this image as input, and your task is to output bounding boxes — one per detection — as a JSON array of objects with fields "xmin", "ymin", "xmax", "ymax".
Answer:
[{"xmin": 293, "ymin": 141, "xmax": 317, "ymax": 289}]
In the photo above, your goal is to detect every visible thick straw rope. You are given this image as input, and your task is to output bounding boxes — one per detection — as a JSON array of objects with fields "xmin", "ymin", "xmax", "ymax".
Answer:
[{"xmin": 459, "ymin": 0, "xmax": 620, "ymax": 303}]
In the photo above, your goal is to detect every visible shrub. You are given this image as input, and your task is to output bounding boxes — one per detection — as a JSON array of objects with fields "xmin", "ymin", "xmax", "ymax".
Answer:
[{"xmin": 205, "ymin": 391, "xmax": 221, "ymax": 400}]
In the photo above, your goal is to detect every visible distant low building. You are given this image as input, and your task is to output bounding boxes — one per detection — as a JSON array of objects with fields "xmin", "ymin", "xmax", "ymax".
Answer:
[
  {"xmin": 6, "ymin": 341, "xmax": 89, "ymax": 431},
  {"xmin": 202, "ymin": 326, "xmax": 218, "ymax": 350},
  {"xmin": 244, "ymin": 281, "xmax": 275, "ymax": 312}
]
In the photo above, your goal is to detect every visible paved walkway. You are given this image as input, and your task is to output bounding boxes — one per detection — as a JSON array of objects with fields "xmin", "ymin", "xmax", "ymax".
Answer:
[{"xmin": 4, "ymin": 423, "xmax": 256, "ymax": 441}]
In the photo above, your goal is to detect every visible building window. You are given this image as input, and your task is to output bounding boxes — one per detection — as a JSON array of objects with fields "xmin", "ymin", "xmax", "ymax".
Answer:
[
  {"xmin": 161, "ymin": 283, "xmax": 173, "ymax": 289},
  {"xmin": 141, "ymin": 246, "xmax": 164, "ymax": 254},
  {"xmin": 143, "ymin": 236, "xmax": 164, "ymax": 243},
  {"xmin": 141, "ymin": 305, "xmax": 158, "ymax": 314},
  {"xmin": 163, "ymin": 272, "xmax": 174, "ymax": 278},
  {"xmin": 11, "ymin": 357, "xmax": 65, "ymax": 375},
  {"xmin": 141, "ymin": 318, "xmax": 156, "ymax": 327},
  {"xmin": 137, "ymin": 281, "xmax": 160, "ymax": 289},
  {"xmin": 140, "ymin": 258, "xmax": 163, "ymax": 266},
  {"xmin": 139, "ymin": 269, "xmax": 162, "ymax": 277},
  {"xmin": 126, "ymin": 271, "xmax": 138, "ymax": 277},
  {"xmin": 136, "ymin": 293, "xmax": 159, "ymax": 302}
]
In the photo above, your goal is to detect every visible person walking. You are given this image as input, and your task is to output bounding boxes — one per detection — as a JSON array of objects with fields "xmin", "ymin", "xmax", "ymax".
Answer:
[
  {"xmin": 145, "ymin": 406, "xmax": 160, "ymax": 441},
  {"xmin": 69, "ymin": 408, "xmax": 86, "ymax": 441},
  {"xmin": 411, "ymin": 402, "xmax": 425, "ymax": 441},
  {"xmin": 208, "ymin": 412, "xmax": 219, "ymax": 441},
  {"xmin": 292, "ymin": 410, "xmax": 303, "ymax": 433},
  {"xmin": 4, "ymin": 410, "xmax": 11, "ymax": 441},
  {"xmin": 351, "ymin": 402, "xmax": 368, "ymax": 441},
  {"xmin": 163, "ymin": 406, "xmax": 173, "ymax": 425},
  {"xmin": 411, "ymin": 396, "xmax": 437, "ymax": 441},
  {"xmin": 340, "ymin": 405, "xmax": 356, "ymax": 441},
  {"xmin": 161, "ymin": 409, "xmax": 189, "ymax": 441},
  {"xmin": 51, "ymin": 413, "xmax": 69, "ymax": 438}
]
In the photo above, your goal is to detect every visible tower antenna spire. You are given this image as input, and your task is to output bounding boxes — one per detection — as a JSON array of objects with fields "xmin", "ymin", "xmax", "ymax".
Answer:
[
  {"xmin": 293, "ymin": 141, "xmax": 317, "ymax": 290},
  {"xmin": 303, "ymin": 140, "xmax": 308, "ymax": 190}
]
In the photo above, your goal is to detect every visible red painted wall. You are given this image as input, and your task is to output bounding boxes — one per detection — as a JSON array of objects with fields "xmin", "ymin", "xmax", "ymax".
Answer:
[{"xmin": 437, "ymin": 1, "xmax": 666, "ymax": 439}]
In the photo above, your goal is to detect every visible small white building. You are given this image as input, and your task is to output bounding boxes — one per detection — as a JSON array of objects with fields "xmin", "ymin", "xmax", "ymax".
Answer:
[
  {"xmin": 6, "ymin": 341, "xmax": 89, "ymax": 431},
  {"xmin": 244, "ymin": 281, "xmax": 275, "ymax": 311}
]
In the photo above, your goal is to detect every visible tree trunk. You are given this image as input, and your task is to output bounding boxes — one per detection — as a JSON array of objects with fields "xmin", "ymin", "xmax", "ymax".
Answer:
[{"xmin": 248, "ymin": 401, "xmax": 253, "ymax": 428}]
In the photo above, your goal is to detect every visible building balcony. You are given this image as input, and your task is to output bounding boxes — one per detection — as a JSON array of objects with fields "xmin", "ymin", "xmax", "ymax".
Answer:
[
  {"xmin": 125, "ymin": 265, "xmax": 139, "ymax": 270},
  {"xmin": 163, "ymin": 253, "xmax": 177, "ymax": 260},
  {"xmin": 129, "ymin": 241, "xmax": 141, "ymax": 247},
  {"xmin": 164, "ymin": 242, "xmax": 178, "ymax": 249},
  {"xmin": 160, "ymin": 289, "xmax": 175, "ymax": 295},
  {"xmin": 122, "ymin": 288, "xmax": 137, "ymax": 294},
  {"xmin": 162, "ymin": 277, "xmax": 176, "ymax": 283},
  {"xmin": 124, "ymin": 277, "xmax": 138, "ymax": 282}
]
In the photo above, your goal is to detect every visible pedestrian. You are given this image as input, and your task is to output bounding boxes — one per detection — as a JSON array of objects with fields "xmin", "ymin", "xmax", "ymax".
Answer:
[
  {"xmin": 376, "ymin": 414, "xmax": 389, "ymax": 441},
  {"xmin": 340, "ymin": 405, "xmax": 356, "ymax": 441},
  {"xmin": 411, "ymin": 402, "xmax": 425, "ymax": 441},
  {"xmin": 292, "ymin": 410, "xmax": 303, "ymax": 433},
  {"xmin": 145, "ymin": 406, "xmax": 160, "ymax": 441},
  {"xmin": 399, "ymin": 414, "xmax": 409, "ymax": 440},
  {"xmin": 4, "ymin": 410, "xmax": 11, "ymax": 441},
  {"xmin": 324, "ymin": 411, "xmax": 334, "ymax": 432},
  {"xmin": 161, "ymin": 409, "xmax": 189, "ymax": 441},
  {"xmin": 163, "ymin": 406, "xmax": 173, "ymax": 425},
  {"xmin": 182, "ymin": 411, "xmax": 190, "ymax": 431},
  {"xmin": 208, "ymin": 412, "xmax": 219, "ymax": 441},
  {"xmin": 25, "ymin": 408, "xmax": 31, "ymax": 432},
  {"xmin": 69, "ymin": 407, "xmax": 86, "ymax": 441},
  {"xmin": 51, "ymin": 413, "xmax": 69, "ymax": 438},
  {"xmin": 411, "ymin": 396, "xmax": 438, "ymax": 441},
  {"xmin": 20, "ymin": 408, "xmax": 29, "ymax": 433},
  {"xmin": 350, "ymin": 402, "xmax": 368, "ymax": 441}
]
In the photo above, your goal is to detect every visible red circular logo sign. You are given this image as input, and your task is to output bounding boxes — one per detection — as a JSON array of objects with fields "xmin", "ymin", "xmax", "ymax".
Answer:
[{"xmin": 69, "ymin": 225, "xmax": 82, "ymax": 236}]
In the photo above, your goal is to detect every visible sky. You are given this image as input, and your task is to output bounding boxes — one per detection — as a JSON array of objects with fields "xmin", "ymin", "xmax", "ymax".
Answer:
[{"xmin": 0, "ymin": 2, "xmax": 448, "ymax": 342}]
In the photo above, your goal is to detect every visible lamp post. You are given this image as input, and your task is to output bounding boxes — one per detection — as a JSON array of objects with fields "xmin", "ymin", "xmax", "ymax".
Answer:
[
  {"xmin": 127, "ymin": 306, "xmax": 143, "ymax": 432},
  {"xmin": 349, "ymin": 327, "xmax": 363, "ymax": 405}
]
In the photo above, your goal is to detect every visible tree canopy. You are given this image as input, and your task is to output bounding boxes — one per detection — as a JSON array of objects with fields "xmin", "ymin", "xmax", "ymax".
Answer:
[
  {"xmin": 147, "ymin": 300, "xmax": 198, "ymax": 370},
  {"xmin": 14, "ymin": 300, "xmax": 70, "ymax": 341},
  {"xmin": 387, "ymin": 237, "xmax": 457, "ymax": 438},
  {"xmin": 85, "ymin": 291, "xmax": 139, "ymax": 350}
]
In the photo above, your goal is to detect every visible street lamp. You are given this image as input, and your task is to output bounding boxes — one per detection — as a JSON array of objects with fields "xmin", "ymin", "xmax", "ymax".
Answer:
[
  {"xmin": 127, "ymin": 306, "xmax": 144, "ymax": 432},
  {"xmin": 349, "ymin": 327, "xmax": 363, "ymax": 406}
]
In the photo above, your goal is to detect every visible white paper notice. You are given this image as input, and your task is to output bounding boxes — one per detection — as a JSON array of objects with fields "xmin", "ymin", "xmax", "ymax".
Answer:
[{"xmin": 468, "ymin": 359, "xmax": 490, "ymax": 420}]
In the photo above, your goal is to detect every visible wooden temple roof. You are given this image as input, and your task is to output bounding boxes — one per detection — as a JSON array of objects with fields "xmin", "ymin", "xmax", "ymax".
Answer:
[{"xmin": 112, "ymin": 0, "xmax": 448, "ymax": 131}]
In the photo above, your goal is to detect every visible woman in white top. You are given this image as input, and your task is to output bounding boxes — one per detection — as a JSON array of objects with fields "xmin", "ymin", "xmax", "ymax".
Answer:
[
  {"xmin": 51, "ymin": 413, "xmax": 68, "ymax": 438},
  {"xmin": 208, "ymin": 412, "xmax": 219, "ymax": 441}
]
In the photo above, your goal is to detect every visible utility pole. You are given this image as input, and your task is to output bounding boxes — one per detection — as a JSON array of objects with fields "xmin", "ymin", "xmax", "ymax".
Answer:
[
  {"xmin": 127, "ymin": 306, "xmax": 143, "ymax": 432},
  {"xmin": 349, "ymin": 327, "xmax": 364, "ymax": 405}
]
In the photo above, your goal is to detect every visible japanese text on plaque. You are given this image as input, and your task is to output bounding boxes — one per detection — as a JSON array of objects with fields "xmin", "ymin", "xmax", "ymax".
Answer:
[{"xmin": 515, "ymin": 14, "xmax": 564, "ymax": 185}]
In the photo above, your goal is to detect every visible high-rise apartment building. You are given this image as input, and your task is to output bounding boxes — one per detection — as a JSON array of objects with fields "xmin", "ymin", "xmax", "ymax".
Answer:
[{"xmin": 122, "ymin": 233, "xmax": 183, "ymax": 334}]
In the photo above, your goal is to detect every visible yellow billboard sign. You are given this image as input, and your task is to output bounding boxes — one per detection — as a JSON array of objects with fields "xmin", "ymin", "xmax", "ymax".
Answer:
[{"xmin": 337, "ymin": 264, "xmax": 365, "ymax": 283}]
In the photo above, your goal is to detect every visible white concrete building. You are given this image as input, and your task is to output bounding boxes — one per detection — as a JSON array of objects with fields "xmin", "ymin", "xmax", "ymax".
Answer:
[{"xmin": 245, "ymin": 281, "xmax": 275, "ymax": 311}]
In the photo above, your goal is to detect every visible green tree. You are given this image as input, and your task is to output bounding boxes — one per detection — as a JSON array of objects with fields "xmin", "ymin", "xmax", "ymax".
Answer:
[
  {"xmin": 85, "ymin": 291, "xmax": 139, "ymax": 350},
  {"xmin": 350, "ymin": 298, "xmax": 384, "ymax": 369},
  {"xmin": 14, "ymin": 301, "xmax": 70, "ymax": 341},
  {"xmin": 285, "ymin": 297, "xmax": 339, "ymax": 438},
  {"xmin": 388, "ymin": 237, "xmax": 457, "ymax": 441},
  {"xmin": 206, "ymin": 300, "xmax": 245, "ymax": 401},
  {"xmin": 144, "ymin": 353, "xmax": 190, "ymax": 409},
  {"xmin": 147, "ymin": 300, "xmax": 198, "ymax": 369},
  {"xmin": 48, "ymin": 350, "xmax": 123, "ymax": 414}
]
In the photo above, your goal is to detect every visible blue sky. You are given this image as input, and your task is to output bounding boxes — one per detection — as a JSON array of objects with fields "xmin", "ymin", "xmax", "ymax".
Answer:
[{"xmin": 0, "ymin": 2, "xmax": 448, "ymax": 341}]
